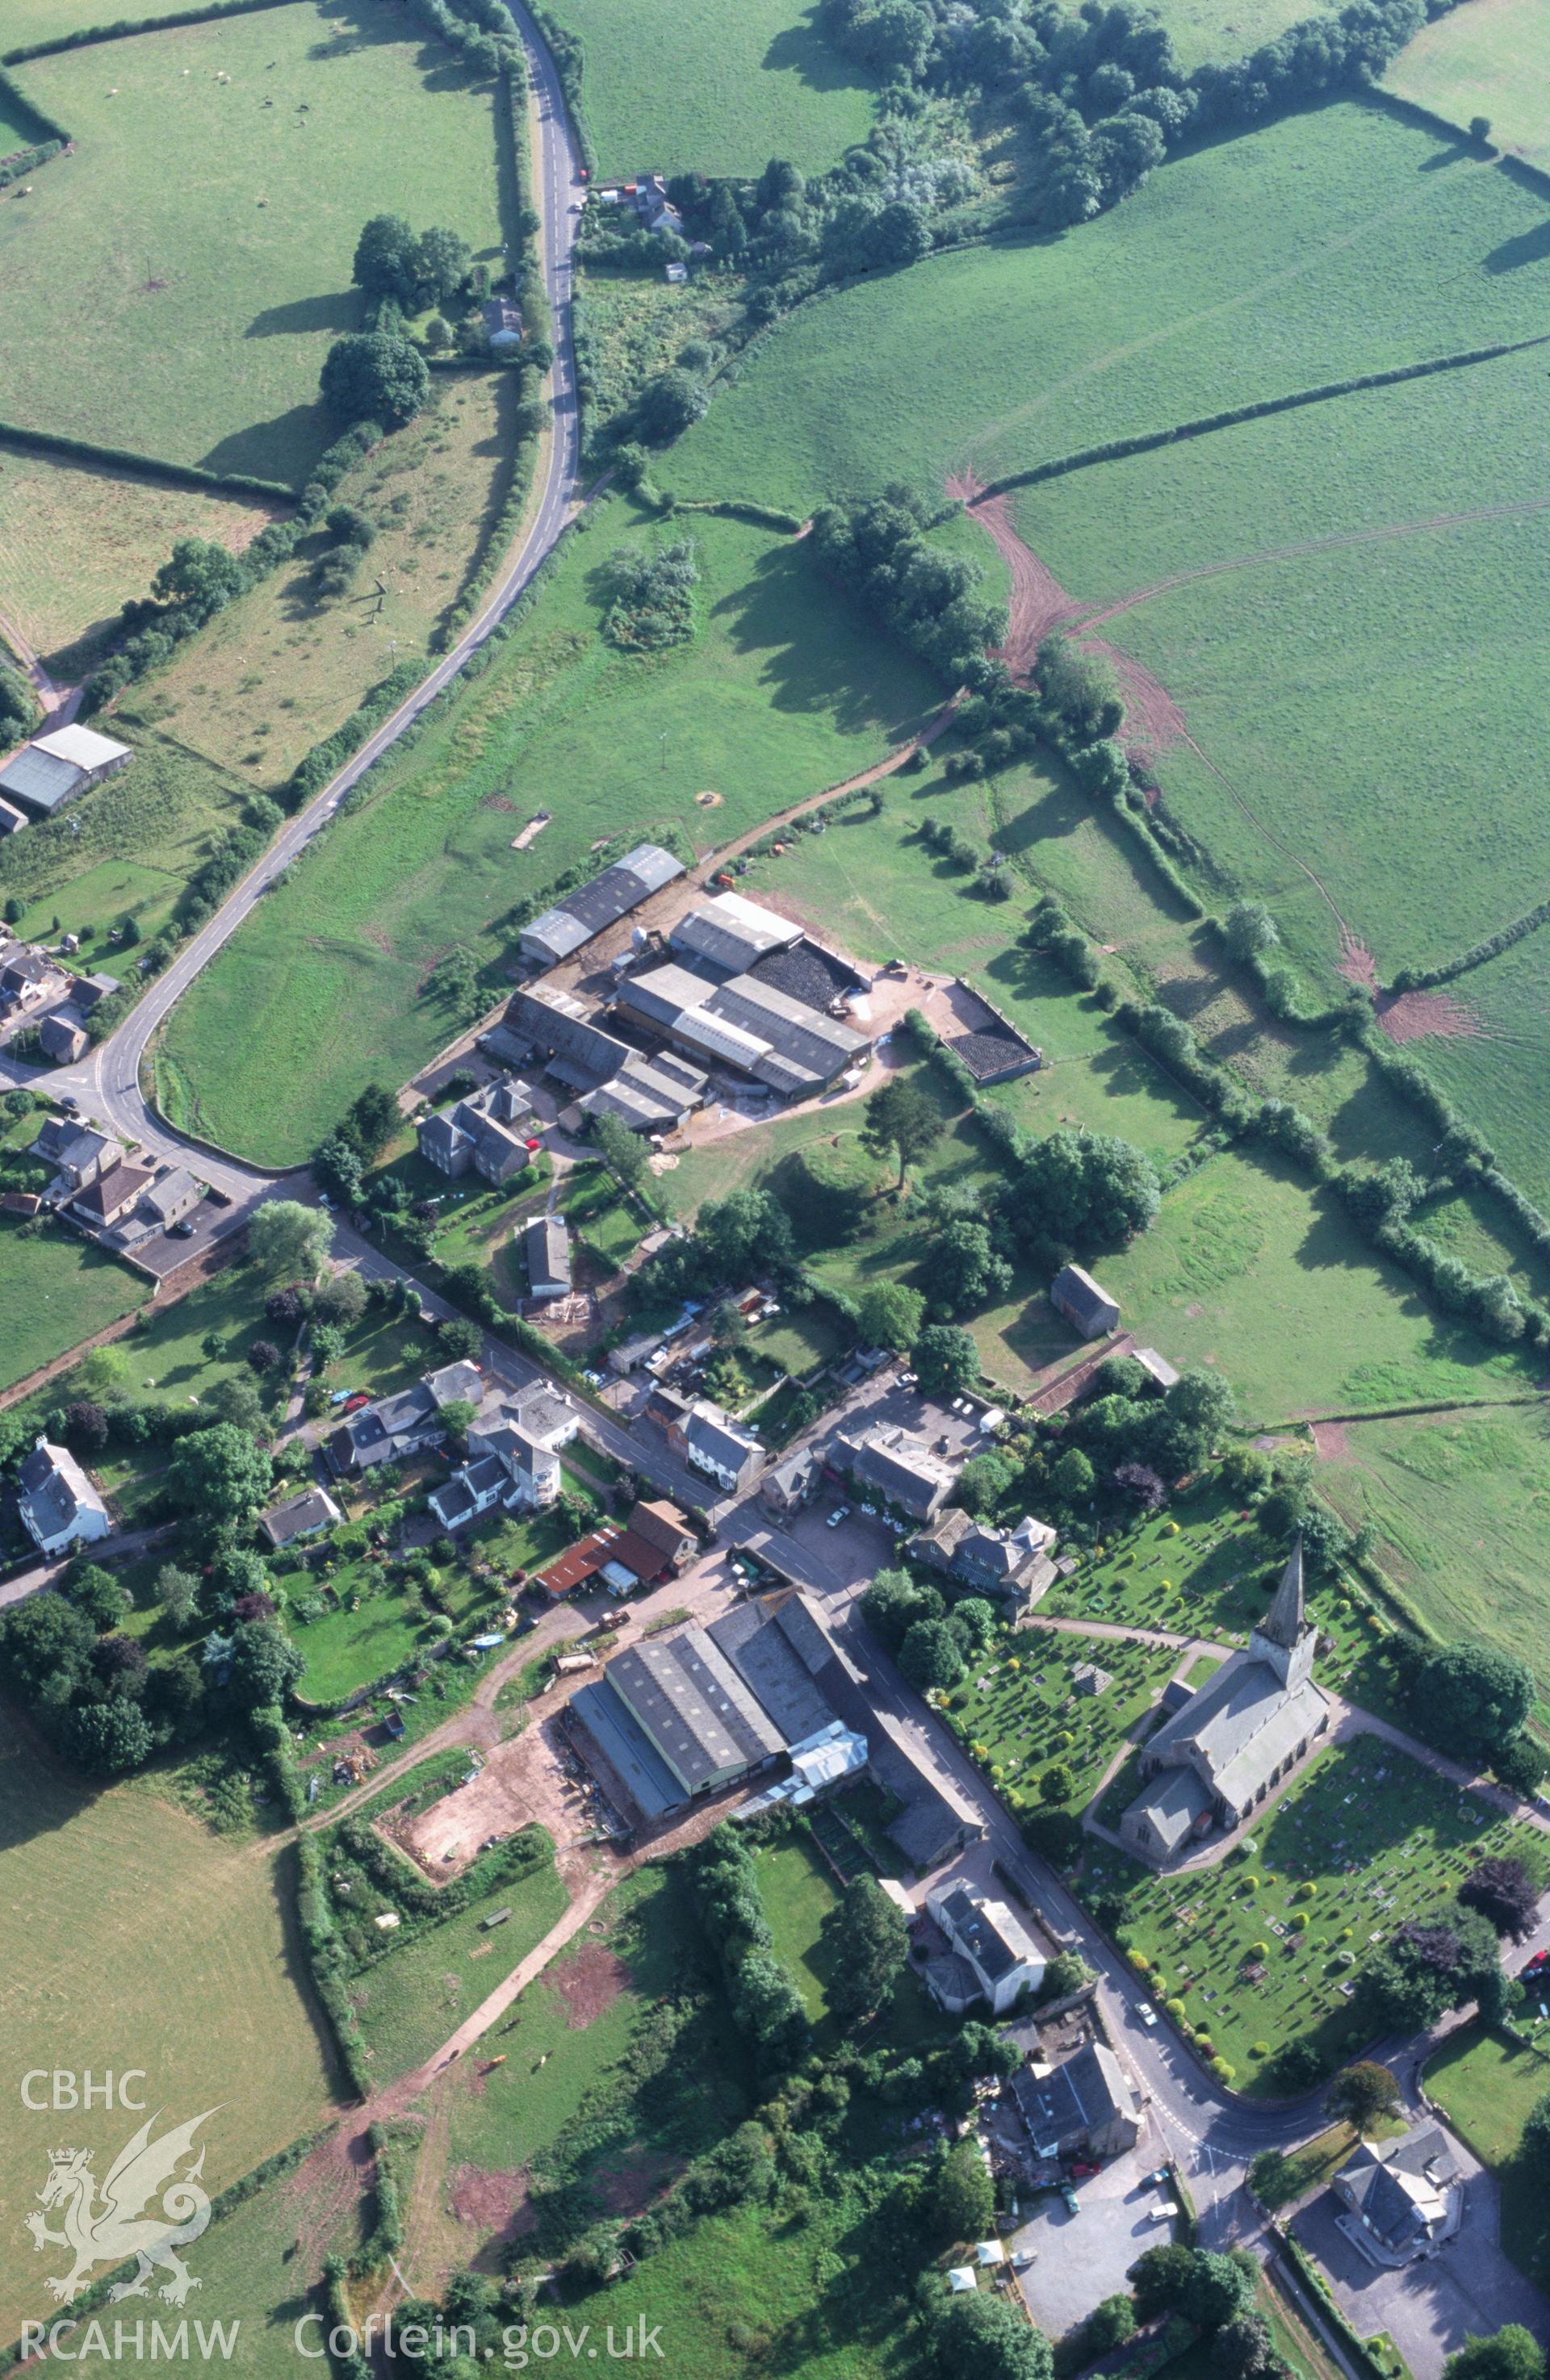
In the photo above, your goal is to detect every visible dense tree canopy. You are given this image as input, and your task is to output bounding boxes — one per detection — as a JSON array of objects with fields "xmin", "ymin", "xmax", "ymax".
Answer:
[
  {"xmin": 1410, "ymin": 1643, "xmax": 1535, "ymax": 1766},
  {"xmin": 165, "ymin": 1424, "xmax": 272, "ymax": 1530},
  {"xmin": 827, "ymin": 1876, "xmax": 909, "ymax": 2022},
  {"xmin": 320, "ymin": 332, "xmax": 430, "ymax": 429}
]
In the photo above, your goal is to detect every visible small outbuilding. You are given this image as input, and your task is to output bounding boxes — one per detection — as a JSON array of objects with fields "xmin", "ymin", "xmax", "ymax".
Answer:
[{"xmin": 1050, "ymin": 1262, "xmax": 1121, "ymax": 1338}]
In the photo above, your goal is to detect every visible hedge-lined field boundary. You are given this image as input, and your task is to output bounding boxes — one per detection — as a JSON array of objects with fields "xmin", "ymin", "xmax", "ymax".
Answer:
[
  {"xmin": 0, "ymin": 417, "xmax": 293, "ymax": 503},
  {"xmin": 976, "ymin": 330, "xmax": 1550, "ymax": 503},
  {"xmin": 1, "ymin": 0, "xmax": 291, "ymax": 64}
]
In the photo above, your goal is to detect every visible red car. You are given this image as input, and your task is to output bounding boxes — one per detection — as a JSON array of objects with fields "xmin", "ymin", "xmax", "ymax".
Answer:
[
  {"xmin": 341, "ymin": 1391, "xmax": 372, "ymax": 1414},
  {"xmin": 1070, "ymin": 2160, "xmax": 1102, "ymax": 2181}
]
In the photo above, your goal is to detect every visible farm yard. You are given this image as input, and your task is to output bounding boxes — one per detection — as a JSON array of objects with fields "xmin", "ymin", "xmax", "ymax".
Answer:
[
  {"xmin": 0, "ymin": 1, "xmax": 502, "ymax": 485},
  {"xmin": 157, "ymin": 504, "xmax": 941, "ymax": 1165},
  {"xmin": 1089, "ymin": 1735, "xmax": 1549, "ymax": 2096},
  {"xmin": 1385, "ymin": 0, "xmax": 1550, "ymax": 167},
  {"xmin": 0, "ymin": 445, "xmax": 280, "ymax": 669},
  {"xmin": 0, "ymin": 1733, "xmax": 337, "ymax": 2345},
  {"xmin": 547, "ymin": 0, "xmax": 878, "ymax": 174}
]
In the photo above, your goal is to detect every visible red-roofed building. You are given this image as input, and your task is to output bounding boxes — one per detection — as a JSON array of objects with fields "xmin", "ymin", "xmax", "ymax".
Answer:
[{"xmin": 534, "ymin": 1525, "xmax": 622, "ymax": 1599}]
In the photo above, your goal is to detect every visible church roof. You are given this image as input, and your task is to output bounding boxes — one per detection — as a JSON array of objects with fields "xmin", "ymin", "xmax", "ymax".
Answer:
[{"xmin": 1259, "ymin": 1533, "xmax": 1306, "ymax": 1650}]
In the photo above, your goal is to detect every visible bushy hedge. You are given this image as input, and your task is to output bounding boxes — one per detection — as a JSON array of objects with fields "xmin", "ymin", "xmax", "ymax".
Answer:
[
  {"xmin": 0, "ymin": 137, "xmax": 62, "ymax": 188},
  {"xmin": 2, "ymin": 0, "xmax": 292, "ymax": 64},
  {"xmin": 685, "ymin": 1830, "xmax": 809, "ymax": 2076},
  {"xmin": 526, "ymin": 2, "xmax": 597, "ymax": 174},
  {"xmin": 0, "ymin": 418, "xmax": 289, "ymax": 503},
  {"xmin": 295, "ymin": 1833, "xmax": 372, "ymax": 2098},
  {"xmin": 1390, "ymin": 895, "xmax": 1550, "ymax": 993}
]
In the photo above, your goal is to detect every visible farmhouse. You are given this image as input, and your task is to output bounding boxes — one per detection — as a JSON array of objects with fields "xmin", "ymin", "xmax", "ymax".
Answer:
[
  {"xmin": 832, "ymin": 1420, "xmax": 958, "ymax": 1520},
  {"xmin": 18, "ymin": 1436, "xmax": 111, "ymax": 1557},
  {"xmin": 1010, "ymin": 2042, "xmax": 1142, "ymax": 2160},
  {"xmin": 431, "ymin": 1427, "xmax": 559, "ymax": 1532},
  {"xmin": 259, "ymin": 1485, "xmax": 342, "ymax": 1549},
  {"xmin": 0, "ymin": 725, "xmax": 132, "ymax": 820},
  {"xmin": 924, "ymin": 1878, "xmax": 1045, "ymax": 2014},
  {"xmin": 519, "ymin": 842, "xmax": 685, "ymax": 968},
  {"xmin": 910, "ymin": 1508, "xmax": 1058, "ymax": 1606},
  {"xmin": 1332, "ymin": 2127, "xmax": 1460, "ymax": 2263},
  {"xmin": 615, "ymin": 959, "xmax": 867, "ymax": 1098},
  {"xmin": 1051, "ymin": 1263, "xmax": 1121, "ymax": 1338},
  {"xmin": 418, "ymin": 1076, "xmax": 534, "ymax": 1182},
  {"xmin": 608, "ymin": 1495, "xmax": 697, "ymax": 1584},
  {"xmin": 1119, "ymin": 1537, "xmax": 1330, "ymax": 1862},
  {"xmin": 71, "ymin": 1161, "xmax": 154, "ymax": 1231},
  {"xmin": 524, "ymin": 1214, "xmax": 572, "ymax": 1299}
]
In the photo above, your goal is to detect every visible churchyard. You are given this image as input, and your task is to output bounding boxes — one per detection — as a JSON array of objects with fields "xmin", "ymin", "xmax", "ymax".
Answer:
[{"xmin": 945, "ymin": 1631, "xmax": 1190, "ymax": 1817}]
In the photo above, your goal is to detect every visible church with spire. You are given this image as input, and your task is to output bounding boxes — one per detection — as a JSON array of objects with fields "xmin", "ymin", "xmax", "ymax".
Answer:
[{"xmin": 1118, "ymin": 1537, "xmax": 1331, "ymax": 1865}]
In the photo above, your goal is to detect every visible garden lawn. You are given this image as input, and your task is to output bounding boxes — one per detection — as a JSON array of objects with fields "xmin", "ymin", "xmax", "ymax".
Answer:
[
  {"xmin": 158, "ymin": 504, "xmax": 940, "ymax": 1164},
  {"xmin": 549, "ymin": 0, "xmax": 877, "ymax": 174},
  {"xmin": 1316, "ymin": 1403, "xmax": 1550, "ymax": 1692},
  {"xmin": 671, "ymin": 102, "xmax": 1550, "ymax": 515},
  {"xmin": 0, "ymin": 728, "xmax": 252, "ymax": 964},
  {"xmin": 0, "ymin": 1213, "xmax": 147, "ymax": 1395},
  {"xmin": 341, "ymin": 1842, "xmax": 567, "ymax": 2083},
  {"xmin": 0, "ymin": 445, "xmax": 279, "ymax": 666},
  {"xmin": 124, "ymin": 376, "xmax": 533, "ymax": 788},
  {"xmin": 0, "ymin": 2, "xmax": 501, "ymax": 483},
  {"xmin": 1087, "ymin": 1735, "xmax": 1548, "ymax": 2097},
  {"xmin": 1425, "ymin": 2026, "xmax": 1550, "ymax": 2286},
  {"xmin": 1385, "ymin": 0, "xmax": 1550, "ymax": 166},
  {"xmin": 288, "ymin": 1563, "xmax": 438, "ymax": 1704},
  {"xmin": 1091, "ymin": 1145, "xmax": 1538, "ymax": 1422},
  {"xmin": 754, "ymin": 1832, "xmax": 841, "ymax": 2026},
  {"xmin": 0, "ymin": 1734, "xmax": 336, "ymax": 2344},
  {"xmin": 950, "ymin": 1630, "xmax": 1186, "ymax": 1817}
]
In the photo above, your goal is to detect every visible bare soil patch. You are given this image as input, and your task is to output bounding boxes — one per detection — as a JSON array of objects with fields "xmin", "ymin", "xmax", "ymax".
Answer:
[
  {"xmin": 1337, "ymin": 931, "xmax": 1379, "ymax": 989},
  {"xmin": 448, "ymin": 2163, "xmax": 535, "ymax": 2240},
  {"xmin": 950, "ymin": 470, "xmax": 1183, "ymax": 749},
  {"xmin": 554, "ymin": 1940, "xmax": 630, "ymax": 2029},
  {"xmin": 1311, "ymin": 1420, "xmax": 1351, "ymax": 1461},
  {"xmin": 1374, "ymin": 987, "xmax": 1482, "ymax": 1043},
  {"xmin": 399, "ymin": 1719, "xmax": 593, "ymax": 1877}
]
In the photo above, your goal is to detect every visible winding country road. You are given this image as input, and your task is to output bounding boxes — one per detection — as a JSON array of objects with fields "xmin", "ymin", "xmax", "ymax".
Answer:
[{"xmin": 0, "ymin": 0, "xmax": 584, "ymax": 1196}]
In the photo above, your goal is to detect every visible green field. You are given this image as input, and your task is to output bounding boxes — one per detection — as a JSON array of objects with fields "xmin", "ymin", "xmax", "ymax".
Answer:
[
  {"xmin": 0, "ymin": 1215, "xmax": 148, "ymax": 1397},
  {"xmin": 754, "ymin": 1832, "xmax": 842, "ymax": 2023},
  {"xmin": 0, "ymin": 2, "xmax": 501, "ymax": 483},
  {"xmin": 0, "ymin": 726, "xmax": 253, "ymax": 965},
  {"xmin": 124, "ymin": 374, "xmax": 531, "ymax": 787},
  {"xmin": 1386, "ymin": 0, "xmax": 1550, "ymax": 166},
  {"xmin": 0, "ymin": 444, "xmax": 277, "ymax": 665},
  {"xmin": 671, "ymin": 102, "xmax": 1550, "ymax": 515},
  {"xmin": 549, "ymin": 0, "xmax": 877, "ymax": 174},
  {"xmin": 1092, "ymin": 1734, "xmax": 1548, "ymax": 2096},
  {"xmin": 1425, "ymin": 2026, "xmax": 1550, "ymax": 2286},
  {"xmin": 1145, "ymin": 0, "xmax": 1317, "ymax": 68},
  {"xmin": 1318, "ymin": 1403, "xmax": 1550, "ymax": 1689},
  {"xmin": 1411, "ymin": 930, "xmax": 1550, "ymax": 1214},
  {"xmin": 0, "ymin": 1735, "xmax": 336, "ymax": 2342},
  {"xmin": 158, "ymin": 504, "xmax": 940, "ymax": 1163},
  {"xmin": 1, "ymin": 0, "xmax": 159, "ymax": 48}
]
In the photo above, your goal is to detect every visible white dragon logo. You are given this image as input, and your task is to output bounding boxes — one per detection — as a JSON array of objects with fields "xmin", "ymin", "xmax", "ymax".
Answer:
[{"xmin": 26, "ymin": 2110, "xmax": 217, "ymax": 2307}]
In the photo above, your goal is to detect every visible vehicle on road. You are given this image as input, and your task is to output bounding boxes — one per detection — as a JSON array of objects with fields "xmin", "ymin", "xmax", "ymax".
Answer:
[
  {"xmin": 827, "ymin": 1505, "xmax": 849, "ymax": 1527},
  {"xmin": 1136, "ymin": 2001, "xmax": 1158, "ymax": 2027}
]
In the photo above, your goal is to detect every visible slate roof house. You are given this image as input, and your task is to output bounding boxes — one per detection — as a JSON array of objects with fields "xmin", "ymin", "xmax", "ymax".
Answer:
[
  {"xmin": 1050, "ymin": 1262, "xmax": 1121, "ymax": 1338},
  {"xmin": 669, "ymin": 1396, "xmax": 765, "ymax": 1494},
  {"xmin": 832, "ymin": 1421, "xmax": 957, "ymax": 1521},
  {"xmin": 38, "ymin": 1012, "xmax": 89, "ymax": 1064},
  {"xmin": 260, "ymin": 1486, "xmax": 342, "ymax": 1549},
  {"xmin": 1119, "ymin": 1537, "xmax": 1330, "ymax": 1862},
  {"xmin": 525, "ymin": 1215, "xmax": 572, "ymax": 1299},
  {"xmin": 326, "ymin": 1361, "xmax": 484, "ymax": 1476},
  {"xmin": 924, "ymin": 1879, "xmax": 1045, "ymax": 2014},
  {"xmin": 418, "ymin": 1077, "xmax": 534, "ymax": 1183},
  {"xmin": 1333, "ymin": 2128, "xmax": 1460, "ymax": 2263},
  {"xmin": 1010, "ymin": 2042, "xmax": 1142, "ymax": 2160},
  {"xmin": 35, "ymin": 1118, "xmax": 119, "ymax": 1194},
  {"xmin": 18, "ymin": 1437, "xmax": 111, "ymax": 1556},
  {"xmin": 760, "ymin": 1445, "xmax": 821, "ymax": 1518},
  {"xmin": 910, "ymin": 1508, "xmax": 1058, "ymax": 1606}
]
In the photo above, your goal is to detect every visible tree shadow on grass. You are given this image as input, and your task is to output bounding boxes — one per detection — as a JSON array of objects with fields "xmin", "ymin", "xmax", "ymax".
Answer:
[
  {"xmin": 761, "ymin": 6, "xmax": 878, "ymax": 95},
  {"xmin": 245, "ymin": 291, "xmax": 358, "ymax": 338},
  {"xmin": 1483, "ymin": 215, "xmax": 1550, "ymax": 274},
  {"xmin": 710, "ymin": 543, "xmax": 938, "ymax": 743},
  {"xmin": 200, "ymin": 402, "xmax": 332, "ymax": 488}
]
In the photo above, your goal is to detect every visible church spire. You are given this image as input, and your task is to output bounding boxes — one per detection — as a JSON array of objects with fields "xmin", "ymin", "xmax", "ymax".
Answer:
[{"xmin": 1262, "ymin": 1533, "xmax": 1307, "ymax": 1650}]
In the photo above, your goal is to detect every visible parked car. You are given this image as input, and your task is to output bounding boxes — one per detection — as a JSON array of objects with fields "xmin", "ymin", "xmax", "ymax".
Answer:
[
  {"xmin": 1060, "ymin": 2186, "xmax": 1081, "ymax": 2215},
  {"xmin": 827, "ymin": 1505, "xmax": 850, "ymax": 1528},
  {"xmin": 168, "ymin": 1219, "xmax": 196, "ymax": 1238},
  {"xmin": 1070, "ymin": 2160, "xmax": 1100, "ymax": 2181},
  {"xmin": 1136, "ymin": 2001, "xmax": 1158, "ymax": 2027},
  {"xmin": 1142, "ymin": 2167, "xmax": 1171, "ymax": 2190}
]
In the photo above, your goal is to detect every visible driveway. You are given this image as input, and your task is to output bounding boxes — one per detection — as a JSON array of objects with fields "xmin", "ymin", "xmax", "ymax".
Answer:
[
  {"xmin": 1015, "ymin": 2128, "xmax": 1176, "ymax": 2338},
  {"xmin": 1292, "ymin": 2158, "xmax": 1550, "ymax": 2380}
]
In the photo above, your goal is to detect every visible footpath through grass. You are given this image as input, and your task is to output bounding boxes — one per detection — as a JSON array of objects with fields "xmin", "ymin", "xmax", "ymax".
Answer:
[
  {"xmin": 1, "ymin": 1, "xmax": 501, "ymax": 483},
  {"xmin": 161, "ymin": 504, "xmax": 940, "ymax": 1164},
  {"xmin": 548, "ymin": 0, "xmax": 878, "ymax": 174}
]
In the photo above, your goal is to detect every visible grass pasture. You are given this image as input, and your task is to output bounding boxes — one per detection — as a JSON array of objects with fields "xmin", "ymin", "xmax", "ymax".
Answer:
[
  {"xmin": 1413, "ymin": 929, "xmax": 1550, "ymax": 1214},
  {"xmin": 548, "ymin": 0, "xmax": 877, "ymax": 174},
  {"xmin": 671, "ymin": 102, "xmax": 1550, "ymax": 516},
  {"xmin": 1385, "ymin": 0, "xmax": 1550, "ymax": 166},
  {"xmin": 158, "ymin": 504, "xmax": 940, "ymax": 1164},
  {"xmin": 1091, "ymin": 1734, "xmax": 1548, "ymax": 2096},
  {"xmin": 0, "ymin": 1733, "xmax": 336, "ymax": 2344},
  {"xmin": 0, "ymin": 1207, "xmax": 148, "ymax": 1398},
  {"xmin": 0, "ymin": 1, "xmax": 501, "ymax": 483},
  {"xmin": 124, "ymin": 374, "xmax": 531, "ymax": 787},
  {"xmin": 0, "ymin": 443, "xmax": 279, "ymax": 667},
  {"xmin": 1145, "ymin": 0, "xmax": 1315, "ymax": 68}
]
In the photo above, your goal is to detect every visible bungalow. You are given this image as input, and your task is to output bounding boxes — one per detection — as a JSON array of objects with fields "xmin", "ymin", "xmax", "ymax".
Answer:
[
  {"xmin": 525, "ymin": 1214, "xmax": 572, "ymax": 1300},
  {"xmin": 1050, "ymin": 1263, "xmax": 1121, "ymax": 1339},
  {"xmin": 910, "ymin": 1508, "xmax": 1058, "ymax": 1606},
  {"xmin": 924, "ymin": 1879, "xmax": 1045, "ymax": 2014},
  {"xmin": 259, "ymin": 1485, "xmax": 342, "ymax": 1549},
  {"xmin": 18, "ymin": 1436, "xmax": 111, "ymax": 1557},
  {"xmin": 832, "ymin": 1421, "xmax": 958, "ymax": 1522}
]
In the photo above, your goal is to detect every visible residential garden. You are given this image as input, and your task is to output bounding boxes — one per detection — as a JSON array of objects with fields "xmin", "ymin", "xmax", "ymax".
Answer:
[{"xmin": 1426, "ymin": 2024, "xmax": 1550, "ymax": 2288}]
